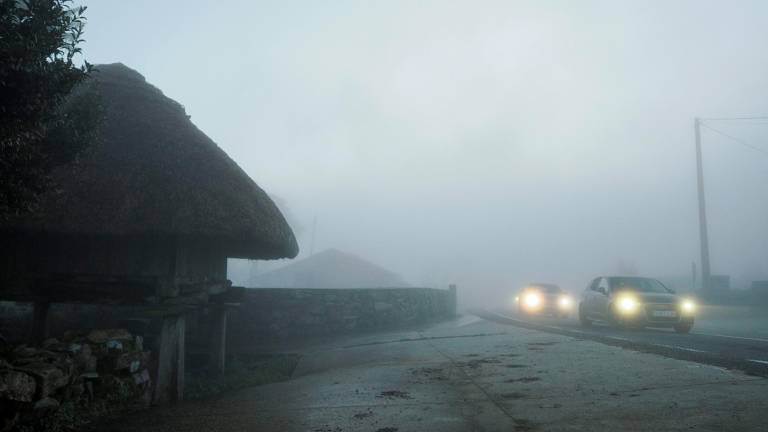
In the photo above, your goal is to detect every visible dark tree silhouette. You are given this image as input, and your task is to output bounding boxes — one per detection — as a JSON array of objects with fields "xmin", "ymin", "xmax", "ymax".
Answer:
[{"xmin": 0, "ymin": 0, "xmax": 100, "ymax": 218}]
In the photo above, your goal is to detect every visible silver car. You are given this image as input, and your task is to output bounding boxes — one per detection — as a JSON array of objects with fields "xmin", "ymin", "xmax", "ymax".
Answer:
[
  {"xmin": 578, "ymin": 276, "xmax": 696, "ymax": 333},
  {"xmin": 515, "ymin": 283, "xmax": 574, "ymax": 318}
]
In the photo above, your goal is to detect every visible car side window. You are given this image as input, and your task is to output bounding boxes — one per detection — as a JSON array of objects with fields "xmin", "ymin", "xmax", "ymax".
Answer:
[
  {"xmin": 598, "ymin": 278, "xmax": 610, "ymax": 295},
  {"xmin": 588, "ymin": 278, "xmax": 600, "ymax": 292}
]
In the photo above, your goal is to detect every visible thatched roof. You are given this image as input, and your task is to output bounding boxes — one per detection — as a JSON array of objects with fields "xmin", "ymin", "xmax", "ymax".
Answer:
[
  {"xmin": 4, "ymin": 63, "xmax": 298, "ymax": 260},
  {"xmin": 251, "ymin": 248, "xmax": 410, "ymax": 288}
]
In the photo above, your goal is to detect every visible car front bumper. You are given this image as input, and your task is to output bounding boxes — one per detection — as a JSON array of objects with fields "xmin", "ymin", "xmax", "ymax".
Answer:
[
  {"xmin": 614, "ymin": 303, "xmax": 695, "ymax": 327},
  {"xmin": 518, "ymin": 299, "xmax": 573, "ymax": 316}
]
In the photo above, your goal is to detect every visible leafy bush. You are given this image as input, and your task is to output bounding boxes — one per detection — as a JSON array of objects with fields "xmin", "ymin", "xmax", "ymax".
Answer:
[{"xmin": 0, "ymin": 0, "xmax": 101, "ymax": 218}]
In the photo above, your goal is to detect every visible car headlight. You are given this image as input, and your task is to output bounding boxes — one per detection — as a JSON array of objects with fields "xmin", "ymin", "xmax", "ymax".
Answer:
[
  {"xmin": 558, "ymin": 296, "xmax": 572, "ymax": 309},
  {"xmin": 523, "ymin": 292, "xmax": 542, "ymax": 309},
  {"xmin": 681, "ymin": 299, "xmax": 696, "ymax": 314},
  {"xmin": 616, "ymin": 295, "xmax": 639, "ymax": 314}
]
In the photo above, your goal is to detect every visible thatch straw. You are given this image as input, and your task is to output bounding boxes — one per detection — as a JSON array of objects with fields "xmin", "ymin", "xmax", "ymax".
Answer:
[{"xmin": 3, "ymin": 63, "xmax": 298, "ymax": 260}]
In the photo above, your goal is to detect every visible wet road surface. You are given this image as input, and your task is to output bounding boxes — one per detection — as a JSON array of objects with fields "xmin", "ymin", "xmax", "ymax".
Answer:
[
  {"xmin": 99, "ymin": 316, "xmax": 768, "ymax": 432},
  {"xmin": 476, "ymin": 306, "xmax": 768, "ymax": 377}
]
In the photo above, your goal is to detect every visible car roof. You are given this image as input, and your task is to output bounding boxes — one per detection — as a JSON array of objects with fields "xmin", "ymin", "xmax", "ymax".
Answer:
[{"xmin": 526, "ymin": 283, "xmax": 562, "ymax": 292}]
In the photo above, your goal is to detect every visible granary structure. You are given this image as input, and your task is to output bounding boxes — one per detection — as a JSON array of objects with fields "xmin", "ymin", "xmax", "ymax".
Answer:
[{"xmin": 0, "ymin": 63, "xmax": 298, "ymax": 403}]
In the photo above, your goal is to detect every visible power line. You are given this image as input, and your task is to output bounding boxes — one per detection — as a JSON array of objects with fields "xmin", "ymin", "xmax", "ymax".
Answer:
[
  {"xmin": 704, "ymin": 121, "xmax": 768, "ymax": 126},
  {"xmin": 699, "ymin": 122, "xmax": 768, "ymax": 156},
  {"xmin": 702, "ymin": 116, "xmax": 768, "ymax": 121}
]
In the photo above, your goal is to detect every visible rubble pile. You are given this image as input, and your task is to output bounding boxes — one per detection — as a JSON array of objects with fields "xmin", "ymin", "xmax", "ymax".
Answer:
[{"xmin": 0, "ymin": 328, "xmax": 152, "ymax": 431}]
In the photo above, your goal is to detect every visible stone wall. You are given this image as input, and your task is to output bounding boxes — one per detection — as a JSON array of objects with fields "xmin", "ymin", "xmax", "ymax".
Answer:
[
  {"xmin": 228, "ymin": 287, "xmax": 457, "ymax": 345},
  {"xmin": 0, "ymin": 328, "xmax": 152, "ymax": 431}
]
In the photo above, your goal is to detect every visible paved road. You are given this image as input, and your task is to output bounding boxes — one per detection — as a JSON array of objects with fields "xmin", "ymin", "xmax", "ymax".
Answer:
[
  {"xmin": 475, "ymin": 305, "xmax": 768, "ymax": 377},
  {"xmin": 100, "ymin": 316, "xmax": 768, "ymax": 432}
]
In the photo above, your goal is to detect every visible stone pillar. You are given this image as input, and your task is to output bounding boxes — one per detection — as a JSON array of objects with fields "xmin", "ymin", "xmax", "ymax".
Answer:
[
  {"xmin": 209, "ymin": 306, "xmax": 228, "ymax": 376},
  {"xmin": 31, "ymin": 302, "xmax": 51, "ymax": 345},
  {"xmin": 152, "ymin": 314, "xmax": 185, "ymax": 405},
  {"xmin": 448, "ymin": 284, "xmax": 458, "ymax": 317}
]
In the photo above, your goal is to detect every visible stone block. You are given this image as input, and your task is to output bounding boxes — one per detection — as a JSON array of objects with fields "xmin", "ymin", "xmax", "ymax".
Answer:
[
  {"xmin": 132, "ymin": 369, "xmax": 151, "ymax": 386},
  {"xmin": 15, "ymin": 362, "xmax": 69, "ymax": 398},
  {"xmin": 12, "ymin": 345, "xmax": 38, "ymax": 359},
  {"xmin": 106, "ymin": 340, "xmax": 124, "ymax": 351},
  {"xmin": 114, "ymin": 351, "xmax": 148, "ymax": 373},
  {"xmin": 87, "ymin": 328, "xmax": 132, "ymax": 345},
  {"xmin": 0, "ymin": 370, "xmax": 36, "ymax": 402}
]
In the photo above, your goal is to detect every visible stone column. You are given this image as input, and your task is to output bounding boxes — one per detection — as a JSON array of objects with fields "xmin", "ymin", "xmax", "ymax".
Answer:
[
  {"xmin": 152, "ymin": 314, "xmax": 185, "ymax": 405},
  {"xmin": 209, "ymin": 306, "xmax": 228, "ymax": 376}
]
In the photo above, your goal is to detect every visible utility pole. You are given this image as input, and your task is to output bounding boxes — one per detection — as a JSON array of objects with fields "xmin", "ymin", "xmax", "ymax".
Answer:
[
  {"xmin": 691, "ymin": 261, "xmax": 697, "ymax": 291},
  {"xmin": 694, "ymin": 117, "xmax": 711, "ymax": 293}
]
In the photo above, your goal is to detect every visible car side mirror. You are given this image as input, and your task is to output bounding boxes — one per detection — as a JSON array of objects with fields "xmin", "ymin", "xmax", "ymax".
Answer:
[
  {"xmin": 668, "ymin": 288, "xmax": 676, "ymax": 294},
  {"xmin": 597, "ymin": 287, "xmax": 607, "ymax": 295}
]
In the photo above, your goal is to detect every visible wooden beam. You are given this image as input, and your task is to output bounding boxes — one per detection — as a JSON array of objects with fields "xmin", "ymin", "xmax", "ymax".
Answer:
[
  {"xmin": 178, "ymin": 278, "xmax": 231, "ymax": 296},
  {"xmin": 209, "ymin": 285, "xmax": 246, "ymax": 304},
  {"xmin": 30, "ymin": 273, "xmax": 160, "ymax": 304},
  {"xmin": 0, "ymin": 275, "xmax": 243, "ymax": 306}
]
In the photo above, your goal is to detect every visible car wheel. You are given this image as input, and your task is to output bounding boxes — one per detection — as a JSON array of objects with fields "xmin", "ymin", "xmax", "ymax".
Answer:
[
  {"xmin": 578, "ymin": 304, "xmax": 592, "ymax": 327},
  {"xmin": 674, "ymin": 323, "xmax": 693, "ymax": 334}
]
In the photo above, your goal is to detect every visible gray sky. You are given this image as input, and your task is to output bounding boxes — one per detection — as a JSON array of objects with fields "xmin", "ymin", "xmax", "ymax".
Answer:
[{"xmin": 83, "ymin": 1, "xmax": 768, "ymax": 302}]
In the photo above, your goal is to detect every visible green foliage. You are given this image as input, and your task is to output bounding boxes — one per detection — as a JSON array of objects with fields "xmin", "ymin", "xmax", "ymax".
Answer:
[{"xmin": 0, "ymin": 0, "xmax": 101, "ymax": 219}]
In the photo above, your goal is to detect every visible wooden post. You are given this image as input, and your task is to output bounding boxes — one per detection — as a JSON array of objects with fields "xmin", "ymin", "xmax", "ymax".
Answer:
[
  {"xmin": 152, "ymin": 314, "xmax": 185, "ymax": 405},
  {"xmin": 31, "ymin": 302, "xmax": 51, "ymax": 345},
  {"xmin": 209, "ymin": 306, "xmax": 228, "ymax": 376}
]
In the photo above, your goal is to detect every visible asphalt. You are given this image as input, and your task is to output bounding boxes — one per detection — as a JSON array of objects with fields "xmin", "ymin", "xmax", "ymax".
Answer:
[
  {"xmin": 99, "ymin": 314, "xmax": 768, "ymax": 432},
  {"xmin": 476, "ymin": 304, "xmax": 768, "ymax": 378}
]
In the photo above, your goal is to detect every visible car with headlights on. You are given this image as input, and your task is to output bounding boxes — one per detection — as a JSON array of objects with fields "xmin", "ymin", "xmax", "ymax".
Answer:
[
  {"xmin": 515, "ymin": 283, "xmax": 574, "ymax": 318},
  {"xmin": 578, "ymin": 276, "xmax": 696, "ymax": 333}
]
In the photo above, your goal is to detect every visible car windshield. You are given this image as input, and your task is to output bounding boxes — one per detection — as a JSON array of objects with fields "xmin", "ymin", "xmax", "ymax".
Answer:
[
  {"xmin": 530, "ymin": 284, "xmax": 561, "ymax": 293},
  {"xmin": 609, "ymin": 277, "xmax": 669, "ymax": 294}
]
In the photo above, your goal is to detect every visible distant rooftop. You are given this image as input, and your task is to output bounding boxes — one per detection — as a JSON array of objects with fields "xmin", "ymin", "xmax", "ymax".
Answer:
[{"xmin": 251, "ymin": 248, "xmax": 410, "ymax": 288}]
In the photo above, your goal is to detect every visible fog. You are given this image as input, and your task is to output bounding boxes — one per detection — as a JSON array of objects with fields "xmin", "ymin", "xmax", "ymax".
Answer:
[{"xmin": 84, "ymin": 1, "xmax": 768, "ymax": 306}]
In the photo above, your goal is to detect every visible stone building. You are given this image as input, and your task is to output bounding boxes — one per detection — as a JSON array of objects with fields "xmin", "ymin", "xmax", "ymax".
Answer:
[{"xmin": 0, "ymin": 63, "xmax": 298, "ymax": 403}]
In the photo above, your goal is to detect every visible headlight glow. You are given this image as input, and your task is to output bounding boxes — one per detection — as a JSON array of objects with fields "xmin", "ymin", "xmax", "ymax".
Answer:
[
  {"xmin": 616, "ymin": 295, "xmax": 639, "ymax": 314},
  {"xmin": 681, "ymin": 299, "xmax": 696, "ymax": 314},
  {"xmin": 558, "ymin": 296, "xmax": 572, "ymax": 309},
  {"xmin": 524, "ymin": 292, "xmax": 541, "ymax": 308}
]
